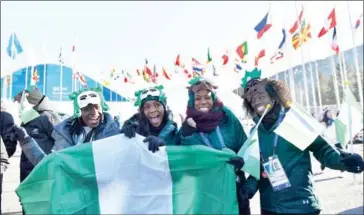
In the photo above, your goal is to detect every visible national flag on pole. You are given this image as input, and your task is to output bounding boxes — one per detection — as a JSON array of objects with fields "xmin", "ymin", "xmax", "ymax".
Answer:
[
  {"xmin": 274, "ymin": 102, "xmax": 325, "ymax": 151},
  {"xmin": 331, "ymin": 27, "xmax": 339, "ymax": 55},
  {"xmin": 31, "ymin": 67, "xmax": 40, "ymax": 85},
  {"xmin": 144, "ymin": 59, "xmax": 153, "ymax": 77},
  {"xmin": 184, "ymin": 68, "xmax": 192, "ymax": 79},
  {"xmin": 58, "ymin": 47, "xmax": 64, "ymax": 64},
  {"xmin": 207, "ymin": 48, "xmax": 213, "ymax": 64},
  {"xmin": 254, "ymin": 11, "xmax": 272, "ymax": 39},
  {"xmin": 7, "ymin": 32, "xmax": 23, "ymax": 59},
  {"xmin": 318, "ymin": 8, "xmax": 337, "ymax": 38},
  {"xmin": 73, "ymin": 72, "xmax": 88, "ymax": 87},
  {"xmin": 289, "ymin": 6, "xmax": 304, "ymax": 34},
  {"xmin": 254, "ymin": 49, "xmax": 266, "ymax": 67},
  {"xmin": 334, "ymin": 85, "xmax": 363, "ymax": 148},
  {"xmin": 6, "ymin": 75, "xmax": 12, "ymax": 87},
  {"xmin": 354, "ymin": 13, "xmax": 363, "ymax": 30},
  {"xmin": 192, "ymin": 58, "xmax": 204, "ymax": 73},
  {"xmin": 136, "ymin": 69, "xmax": 141, "ymax": 76},
  {"xmin": 270, "ymin": 29, "xmax": 286, "ymax": 64},
  {"xmin": 222, "ymin": 50, "xmax": 229, "ymax": 65},
  {"xmin": 291, "ymin": 20, "xmax": 312, "ymax": 50},
  {"xmin": 236, "ymin": 41, "xmax": 248, "ymax": 61},
  {"xmin": 16, "ymin": 134, "xmax": 239, "ymax": 215},
  {"xmin": 162, "ymin": 67, "xmax": 171, "ymax": 80},
  {"xmin": 175, "ymin": 54, "xmax": 181, "ymax": 66},
  {"xmin": 142, "ymin": 69, "xmax": 150, "ymax": 83}
]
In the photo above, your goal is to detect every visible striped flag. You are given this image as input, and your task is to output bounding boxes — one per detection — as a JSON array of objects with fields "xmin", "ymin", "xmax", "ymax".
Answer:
[
  {"xmin": 289, "ymin": 6, "xmax": 304, "ymax": 34},
  {"xmin": 254, "ymin": 11, "xmax": 272, "ymax": 39},
  {"xmin": 354, "ymin": 13, "xmax": 363, "ymax": 30},
  {"xmin": 236, "ymin": 41, "xmax": 248, "ymax": 61},
  {"xmin": 270, "ymin": 29, "xmax": 286, "ymax": 64},
  {"xmin": 331, "ymin": 27, "xmax": 339, "ymax": 55},
  {"xmin": 16, "ymin": 134, "xmax": 239, "ymax": 214}
]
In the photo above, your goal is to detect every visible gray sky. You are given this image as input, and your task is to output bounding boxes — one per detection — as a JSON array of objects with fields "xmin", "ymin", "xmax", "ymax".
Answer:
[{"xmin": 1, "ymin": 1, "xmax": 363, "ymax": 84}]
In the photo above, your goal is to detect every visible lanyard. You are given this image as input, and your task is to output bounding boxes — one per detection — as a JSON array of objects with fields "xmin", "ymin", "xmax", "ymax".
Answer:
[
  {"xmin": 259, "ymin": 108, "xmax": 287, "ymax": 161},
  {"xmin": 199, "ymin": 126, "xmax": 226, "ymax": 150}
]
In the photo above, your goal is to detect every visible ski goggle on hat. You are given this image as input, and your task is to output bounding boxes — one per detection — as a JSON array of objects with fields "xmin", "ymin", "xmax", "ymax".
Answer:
[
  {"xmin": 140, "ymin": 88, "xmax": 161, "ymax": 101},
  {"xmin": 77, "ymin": 91, "xmax": 101, "ymax": 109}
]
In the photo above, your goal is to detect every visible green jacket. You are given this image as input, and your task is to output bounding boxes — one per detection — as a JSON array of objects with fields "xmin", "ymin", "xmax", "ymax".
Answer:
[
  {"xmin": 243, "ymin": 108, "xmax": 345, "ymax": 214},
  {"xmin": 179, "ymin": 107, "xmax": 247, "ymax": 153},
  {"xmin": 122, "ymin": 113, "xmax": 179, "ymax": 146}
]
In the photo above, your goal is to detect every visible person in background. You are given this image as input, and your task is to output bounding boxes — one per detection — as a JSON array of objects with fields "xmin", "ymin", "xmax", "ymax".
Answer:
[
  {"xmin": 0, "ymin": 101, "xmax": 18, "ymax": 215},
  {"xmin": 121, "ymin": 85, "xmax": 179, "ymax": 151},
  {"xmin": 13, "ymin": 86, "xmax": 61, "ymax": 184}
]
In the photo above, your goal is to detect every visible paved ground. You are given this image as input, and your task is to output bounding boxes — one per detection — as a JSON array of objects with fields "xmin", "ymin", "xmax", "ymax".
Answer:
[{"xmin": 2, "ymin": 145, "xmax": 363, "ymax": 215}]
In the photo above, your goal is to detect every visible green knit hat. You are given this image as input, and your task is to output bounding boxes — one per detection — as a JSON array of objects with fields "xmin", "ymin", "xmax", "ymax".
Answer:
[
  {"xmin": 187, "ymin": 77, "xmax": 218, "ymax": 108},
  {"xmin": 134, "ymin": 85, "xmax": 167, "ymax": 108},
  {"xmin": 68, "ymin": 88, "xmax": 109, "ymax": 118}
]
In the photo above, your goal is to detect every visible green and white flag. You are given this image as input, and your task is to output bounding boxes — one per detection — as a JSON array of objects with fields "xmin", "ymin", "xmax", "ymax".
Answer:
[
  {"xmin": 16, "ymin": 134, "xmax": 239, "ymax": 214},
  {"xmin": 274, "ymin": 102, "xmax": 324, "ymax": 151},
  {"xmin": 238, "ymin": 127, "xmax": 260, "ymax": 179},
  {"xmin": 335, "ymin": 86, "xmax": 363, "ymax": 148}
]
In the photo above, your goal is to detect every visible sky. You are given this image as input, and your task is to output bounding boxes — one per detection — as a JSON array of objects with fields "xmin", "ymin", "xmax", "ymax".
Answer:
[{"xmin": 1, "ymin": 1, "xmax": 363, "ymax": 90}]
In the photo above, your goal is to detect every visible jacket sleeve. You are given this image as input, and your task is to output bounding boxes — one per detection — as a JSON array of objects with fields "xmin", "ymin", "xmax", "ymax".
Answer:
[
  {"xmin": 20, "ymin": 137, "xmax": 46, "ymax": 166},
  {"xmin": 1, "ymin": 137, "xmax": 10, "ymax": 174},
  {"xmin": 307, "ymin": 135, "xmax": 345, "ymax": 170},
  {"xmin": 0, "ymin": 111, "xmax": 18, "ymax": 157},
  {"xmin": 242, "ymin": 175, "xmax": 259, "ymax": 199}
]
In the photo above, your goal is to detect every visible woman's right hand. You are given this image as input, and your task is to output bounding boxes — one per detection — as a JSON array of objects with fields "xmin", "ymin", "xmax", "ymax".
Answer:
[
  {"xmin": 121, "ymin": 122, "xmax": 139, "ymax": 138},
  {"xmin": 181, "ymin": 118, "xmax": 197, "ymax": 137}
]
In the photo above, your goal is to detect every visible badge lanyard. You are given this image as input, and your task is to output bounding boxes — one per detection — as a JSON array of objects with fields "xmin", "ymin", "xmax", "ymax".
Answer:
[
  {"xmin": 260, "ymin": 108, "xmax": 287, "ymax": 162},
  {"xmin": 199, "ymin": 126, "xmax": 226, "ymax": 149}
]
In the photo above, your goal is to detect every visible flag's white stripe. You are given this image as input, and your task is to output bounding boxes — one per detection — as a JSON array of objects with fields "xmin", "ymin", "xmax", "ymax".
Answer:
[{"xmin": 92, "ymin": 134, "xmax": 173, "ymax": 214}]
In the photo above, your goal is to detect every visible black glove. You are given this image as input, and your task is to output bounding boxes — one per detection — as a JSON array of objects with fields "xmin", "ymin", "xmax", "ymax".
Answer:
[
  {"xmin": 10, "ymin": 125, "xmax": 30, "ymax": 145},
  {"xmin": 227, "ymin": 156, "xmax": 245, "ymax": 170},
  {"xmin": 340, "ymin": 151, "xmax": 364, "ymax": 173},
  {"xmin": 121, "ymin": 122, "xmax": 139, "ymax": 138},
  {"xmin": 238, "ymin": 186, "xmax": 254, "ymax": 201},
  {"xmin": 143, "ymin": 136, "xmax": 165, "ymax": 153},
  {"xmin": 181, "ymin": 120, "xmax": 196, "ymax": 137}
]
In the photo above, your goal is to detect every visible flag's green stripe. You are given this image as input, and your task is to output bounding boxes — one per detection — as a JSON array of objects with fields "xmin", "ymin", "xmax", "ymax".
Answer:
[
  {"xmin": 16, "ymin": 143, "xmax": 101, "ymax": 214},
  {"xmin": 167, "ymin": 145, "xmax": 239, "ymax": 214}
]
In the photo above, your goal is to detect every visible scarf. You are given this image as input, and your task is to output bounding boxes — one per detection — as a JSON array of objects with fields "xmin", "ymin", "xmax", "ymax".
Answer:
[
  {"xmin": 261, "ymin": 102, "xmax": 282, "ymax": 131},
  {"xmin": 186, "ymin": 102, "xmax": 225, "ymax": 133}
]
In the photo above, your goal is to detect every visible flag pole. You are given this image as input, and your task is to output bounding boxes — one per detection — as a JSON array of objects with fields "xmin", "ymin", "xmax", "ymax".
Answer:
[
  {"xmin": 314, "ymin": 61, "xmax": 323, "ymax": 114},
  {"xmin": 330, "ymin": 55, "xmax": 341, "ymax": 109},
  {"xmin": 344, "ymin": 83, "xmax": 356, "ymax": 180},
  {"xmin": 294, "ymin": 1, "xmax": 310, "ymax": 112},
  {"xmin": 346, "ymin": 2, "xmax": 363, "ymax": 108},
  {"xmin": 309, "ymin": 63, "xmax": 318, "ymax": 117},
  {"xmin": 279, "ymin": 1, "xmax": 297, "ymax": 103},
  {"xmin": 10, "ymin": 31, "xmax": 16, "ymax": 100},
  {"xmin": 60, "ymin": 45, "xmax": 64, "ymax": 101}
]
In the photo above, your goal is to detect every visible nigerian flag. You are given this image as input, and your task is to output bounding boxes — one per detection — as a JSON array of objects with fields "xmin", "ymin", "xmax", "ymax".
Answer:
[
  {"xmin": 335, "ymin": 85, "xmax": 363, "ymax": 148},
  {"xmin": 16, "ymin": 134, "xmax": 239, "ymax": 214}
]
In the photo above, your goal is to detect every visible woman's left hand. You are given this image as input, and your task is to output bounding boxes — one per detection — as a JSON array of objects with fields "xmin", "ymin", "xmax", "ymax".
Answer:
[
  {"xmin": 143, "ymin": 136, "xmax": 166, "ymax": 153},
  {"xmin": 227, "ymin": 156, "xmax": 245, "ymax": 170}
]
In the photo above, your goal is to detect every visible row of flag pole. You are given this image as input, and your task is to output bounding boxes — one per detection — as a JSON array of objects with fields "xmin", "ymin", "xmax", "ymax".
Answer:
[{"xmin": 3, "ymin": 2, "xmax": 363, "ymax": 110}]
